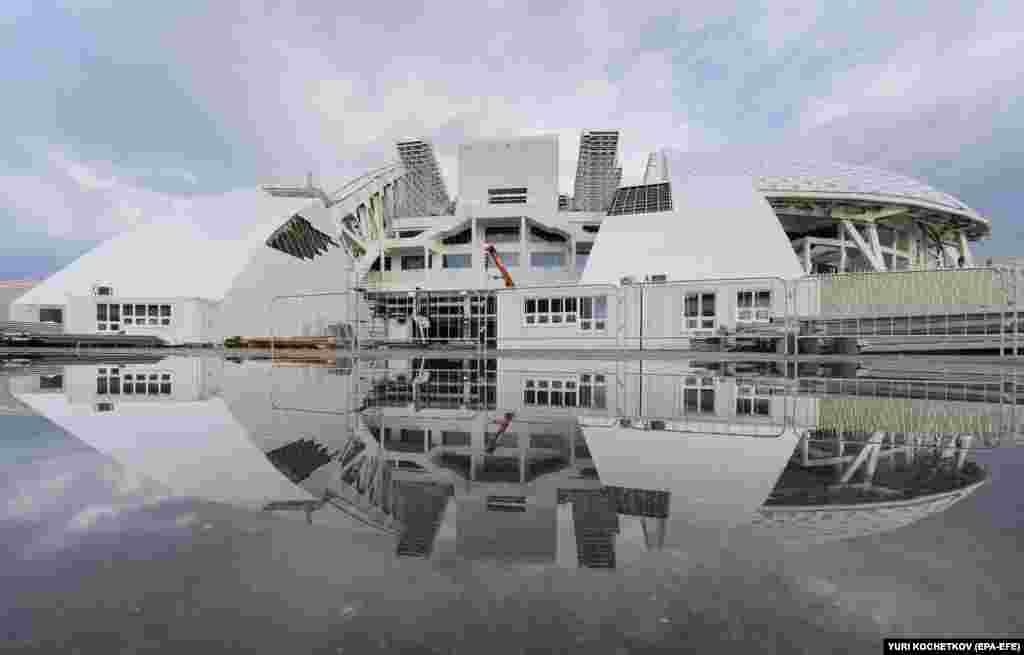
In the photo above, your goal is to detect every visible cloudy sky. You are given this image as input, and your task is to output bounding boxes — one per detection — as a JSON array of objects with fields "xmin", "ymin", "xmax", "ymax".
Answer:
[{"xmin": 1, "ymin": 0, "xmax": 1022, "ymax": 278}]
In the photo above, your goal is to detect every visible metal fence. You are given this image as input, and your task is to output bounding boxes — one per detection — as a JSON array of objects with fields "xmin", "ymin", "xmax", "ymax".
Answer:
[
  {"xmin": 268, "ymin": 266, "xmax": 1019, "ymax": 356},
  {"xmin": 792, "ymin": 266, "xmax": 1019, "ymax": 355}
]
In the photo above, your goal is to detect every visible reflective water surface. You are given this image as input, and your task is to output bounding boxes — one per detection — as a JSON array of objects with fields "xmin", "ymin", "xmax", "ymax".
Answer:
[{"xmin": 3, "ymin": 355, "xmax": 1023, "ymax": 653}]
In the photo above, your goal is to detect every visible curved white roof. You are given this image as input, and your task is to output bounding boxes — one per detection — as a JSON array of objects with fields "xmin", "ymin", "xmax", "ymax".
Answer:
[
  {"xmin": 750, "ymin": 480, "xmax": 986, "ymax": 545},
  {"xmin": 15, "ymin": 190, "xmax": 310, "ymax": 305},
  {"xmin": 665, "ymin": 150, "xmax": 988, "ymax": 228},
  {"xmin": 754, "ymin": 160, "xmax": 977, "ymax": 214}
]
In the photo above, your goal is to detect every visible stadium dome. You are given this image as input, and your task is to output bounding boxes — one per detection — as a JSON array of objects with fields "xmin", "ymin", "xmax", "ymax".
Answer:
[{"xmin": 753, "ymin": 159, "xmax": 988, "ymax": 232}]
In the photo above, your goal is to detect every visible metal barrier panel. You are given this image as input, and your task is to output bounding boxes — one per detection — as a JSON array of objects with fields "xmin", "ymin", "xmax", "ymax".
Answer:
[
  {"xmin": 267, "ymin": 290, "xmax": 362, "ymax": 358},
  {"xmin": 794, "ymin": 267, "xmax": 1017, "ymax": 355}
]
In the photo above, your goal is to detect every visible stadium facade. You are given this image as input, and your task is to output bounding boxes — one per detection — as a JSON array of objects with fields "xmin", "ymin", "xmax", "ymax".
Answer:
[{"xmin": 9, "ymin": 130, "xmax": 992, "ymax": 346}]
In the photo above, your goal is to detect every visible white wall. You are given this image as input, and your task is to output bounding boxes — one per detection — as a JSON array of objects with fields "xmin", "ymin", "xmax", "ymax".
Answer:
[
  {"xmin": 582, "ymin": 176, "xmax": 804, "ymax": 286},
  {"xmin": 458, "ymin": 136, "xmax": 559, "ymax": 217},
  {"xmin": 217, "ymin": 243, "xmax": 365, "ymax": 341}
]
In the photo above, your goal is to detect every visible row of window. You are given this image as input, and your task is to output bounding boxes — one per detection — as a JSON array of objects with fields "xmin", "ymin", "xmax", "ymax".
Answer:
[
  {"xmin": 97, "ymin": 369, "xmax": 173, "ymax": 396},
  {"xmin": 683, "ymin": 290, "xmax": 774, "ymax": 332},
  {"xmin": 96, "ymin": 303, "xmax": 171, "ymax": 331},
  {"xmin": 523, "ymin": 296, "xmax": 609, "ymax": 331},
  {"xmin": 376, "ymin": 252, "xmax": 570, "ymax": 272},
  {"xmin": 523, "ymin": 374, "xmax": 608, "ymax": 409}
]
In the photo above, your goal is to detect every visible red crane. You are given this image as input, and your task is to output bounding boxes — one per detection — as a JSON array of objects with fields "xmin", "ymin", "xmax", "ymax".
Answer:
[{"xmin": 483, "ymin": 243, "xmax": 515, "ymax": 288}]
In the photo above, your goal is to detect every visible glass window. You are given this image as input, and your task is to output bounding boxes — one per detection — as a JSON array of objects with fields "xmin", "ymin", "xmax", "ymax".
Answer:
[
  {"xmin": 109, "ymin": 304, "xmax": 120, "ymax": 321},
  {"xmin": 441, "ymin": 431, "xmax": 471, "ymax": 446},
  {"xmin": 530, "ymin": 252, "xmax": 565, "ymax": 269},
  {"xmin": 756, "ymin": 291, "xmax": 771, "ymax": 308},
  {"xmin": 39, "ymin": 308, "xmax": 63, "ymax": 323},
  {"xmin": 443, "ymin": 254, "xmax": 472, "ymax": 269},
  {"xmin": 97, "ymin": 304, "xmax": 108, "ymax": 321},
  {"xmin": 537, "ymin": 298, "xmax": 549, "ymax": 313},
  {"xmin": 123, "ymin": 304, "xmax": 133, "ymax": 316},
  {"xmin": 594, "ymin": 296, "xmax": 608, "ymax": 319},
  {"xmin": 524, "ymin": 298, "xmax": 536, "ymax": 314},
  {"xmin": 135, "ymin": 304, "xmax": 146, "ymax": 316},
  {"xmin": 684, "ymin": 294, "xmax": 698, "ymax": 317},
  {"xmin": 701, "ymin": 294, "xmax": 715, "ymax": 316},
  {"xmin": 486, "ymin": 252, "xmax": 520, "ymax": 268},
  {"xmin": 402, "ymin": 255, "xmax": 425, "ymax": 270},
  {"xmin": 580, "ymin": 297, "xmax": 593, "ymax": 319},
  {"xmin": 160, "ymin": 305, "xmax": 171, "ymax": 317},
  {"xmin": 148, "ymin": 305, "xmax": 159, "ymax": 317}
]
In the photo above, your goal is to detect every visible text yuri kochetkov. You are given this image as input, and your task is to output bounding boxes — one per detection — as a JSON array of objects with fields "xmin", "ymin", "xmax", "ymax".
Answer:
[{"xmin": 884, "ymin": 639, "xmax": 1023, "ymax": 653}]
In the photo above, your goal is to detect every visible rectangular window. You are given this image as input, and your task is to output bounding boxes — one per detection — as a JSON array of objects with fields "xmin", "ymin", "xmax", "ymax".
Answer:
[
  {"xmin": 39, "ymin": 308, "xmax": 63, "ymax": 323},
  {"xmin": 682, "ymin": 376, "xmax": 716, "ymax": 414},
  {"xmin": 579, "ymin": 296, "xmax": 607, "ymax": 332},
  {"xmin": 441, "ymin": 431, "xmax": 471, "ymax": 446},
  {"xmin": 525, "ymin": 295, "xmax": 587, "ymax": 327},
  {"xmin": 487, "ymin": 188, "xmax": 527, "ymax": 205},
  {"xmin": 402, "ymin": 255, "xmax": 425, "ymax": 270},
  {"xmin": 736, "ymin": 384, "xmax": 773, "ymax": 417},
  {"xmin": 97, "ymin": 303, "xmax": 108, "ymax": 321},
  {"xmin": 443, "ymin": 254, "xmax": 472, "ymax": 269},
  {"xmin": 123, "ymin": 304, "xmax": 133, "ymax": 316},
  {"xmin": 524, "ymin": 298, "xmax": 536, "ymax": 324},
  {"xmin": 383, "ymin": 256, "xmax": 393, "ymax": 271},
  {"xmin": 530, "ymin": 252, "xmax": 565, "ymax": 269},
  {"xmin": 737, "ymin": 290, "xmax": 772, "ymax": 323},
  {"xmin": 485, "ymin": 252, "xmax": 519, "ymax": 268},
  {"xmin": 683, "ymin": 293, "xmax": 717, "ymax": 331},
  {"xmin": 109, "ymin": 304, "xmax": 120, "ymax": 322}
]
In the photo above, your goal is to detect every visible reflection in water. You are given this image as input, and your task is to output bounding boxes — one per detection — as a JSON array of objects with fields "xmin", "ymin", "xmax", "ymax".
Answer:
[{"xmin": 3, "ymin": 355, "xmax": 1010, "ymax": 569}]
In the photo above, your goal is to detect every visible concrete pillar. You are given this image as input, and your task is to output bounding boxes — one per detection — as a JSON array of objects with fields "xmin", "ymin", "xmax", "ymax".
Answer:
[{"xmin": 839, "ymin": 223, "xmax": 847, "ymax": 273}]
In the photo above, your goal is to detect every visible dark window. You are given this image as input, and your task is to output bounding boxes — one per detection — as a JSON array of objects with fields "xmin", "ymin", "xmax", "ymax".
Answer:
[
  {"xmin": 160, "ymin": 305, "xmax": 171, "ymax": 317},
  {"xmin": 39, "ymin": 308, "xmax": 63, "ymax": 323},
  {"xmin": 109, "ymin": 304, "xmax": 120, "ymax": 322},
  {"xmin": 487, "ymin": 188, "xmax": 527, "ymax": 195},
  {"xmin": 39, "ymin": 375, "xmax": 63, "ymax": 390},
  {"xmin": 441, "ymin": 431, "xmax": 471, "ymax": 446},
  {"xmin": 97, "ymin": 304, "xmax": 108, "ymax": 321},
  {"xmin": 402, "ymin": 255, "xmax": 425, "ymax": 270}
]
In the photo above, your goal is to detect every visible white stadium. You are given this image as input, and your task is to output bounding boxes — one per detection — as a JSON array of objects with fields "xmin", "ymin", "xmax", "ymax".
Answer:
[{"xmin": 7, "ymin": 130, "xmax": 995, "ymax": 347}]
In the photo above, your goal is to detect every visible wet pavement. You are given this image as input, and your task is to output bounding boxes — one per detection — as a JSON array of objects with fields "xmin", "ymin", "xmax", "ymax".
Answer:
[{"xmin": 2, "ymin": 354, "xmax": 1022, "ymax": 653}]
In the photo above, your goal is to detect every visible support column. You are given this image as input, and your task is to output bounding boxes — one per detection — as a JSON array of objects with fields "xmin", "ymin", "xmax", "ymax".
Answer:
[
  {"xmin": 803, "ymin": 239, "xmax": 812, "ymax": 274},
  {"xmin": 866, "ymin": 224, "xmax": 887, "ymax": 271},
  {"xmin": 520, "ymin": 216, "xmax": 528, "ymax": 277},
  {"xmin": 842, "ymin": 221, "xmax": 884, "ymax": 272},
  {"xmin": 839, "ymin": 223, "xmax": 847, "ymax": 273},
  {"xmin": 958, "ymin": 231, "xmax": 974, "ymax": 267}
]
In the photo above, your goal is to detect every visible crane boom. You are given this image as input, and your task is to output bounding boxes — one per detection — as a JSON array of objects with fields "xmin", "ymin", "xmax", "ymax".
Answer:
[{"xmin": 483, "ymin": 243, "xmax": 515, "ymax": 288}]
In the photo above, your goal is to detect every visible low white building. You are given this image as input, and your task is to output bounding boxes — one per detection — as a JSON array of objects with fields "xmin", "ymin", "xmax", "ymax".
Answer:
[{"xmin": 11, "ymin": 191, "xmax": 357, "ymax": 345}]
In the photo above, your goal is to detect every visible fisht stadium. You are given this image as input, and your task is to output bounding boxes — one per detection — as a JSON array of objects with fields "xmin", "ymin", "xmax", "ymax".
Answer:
[{"xmin": 10, "ymin": 129, "xmax": 997, "ymax": 348}]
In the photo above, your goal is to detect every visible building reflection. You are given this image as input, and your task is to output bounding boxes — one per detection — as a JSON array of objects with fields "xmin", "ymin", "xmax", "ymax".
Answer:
[{"xmin": 4, "ymin": 354, "xmax": 1004, "ymax": 565}]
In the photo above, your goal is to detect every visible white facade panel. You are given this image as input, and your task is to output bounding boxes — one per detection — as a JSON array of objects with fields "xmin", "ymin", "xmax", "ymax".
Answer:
[
  {"xmin": 583, "ymin": 425, "xmax": 799, "ymax": 533},
  {"xmin": 581, "ymin": 175, "xmax": 804, "ymax": 286},
  {"xmin": 458, "ymin": 136, "xmax": 559, "ymax": 217}
]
